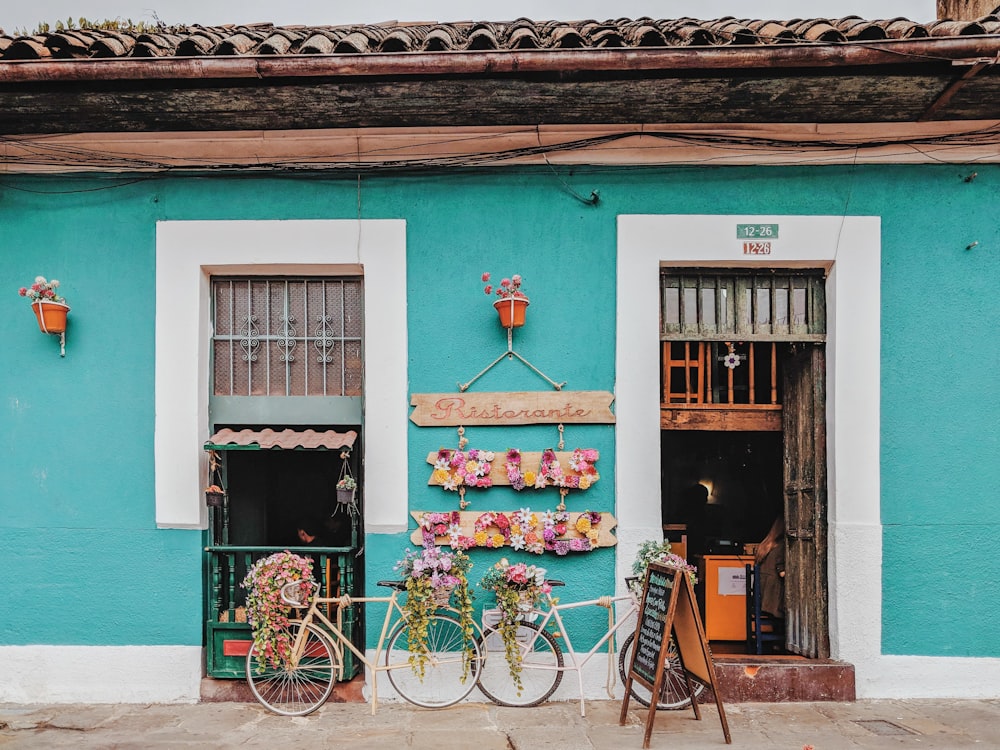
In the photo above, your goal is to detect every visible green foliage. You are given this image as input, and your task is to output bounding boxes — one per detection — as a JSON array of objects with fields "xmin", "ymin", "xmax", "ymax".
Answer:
[{"xmin": 12, "ymin": 16, "xmax": 178, "ymax": 36}]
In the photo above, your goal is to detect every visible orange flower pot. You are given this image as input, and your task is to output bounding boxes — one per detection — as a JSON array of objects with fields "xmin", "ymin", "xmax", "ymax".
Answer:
[
  {"xmin": 31, "ymin": 300, "xmax": 70, "ymax": 334},
  {"xmin": 493, "ymin": 296, "xmax": 529, "ymax": 328}
]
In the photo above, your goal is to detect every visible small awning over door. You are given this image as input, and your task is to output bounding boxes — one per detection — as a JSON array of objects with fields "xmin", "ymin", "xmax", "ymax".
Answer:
[{"xmin": 205, "ymin": 428, "xmax": 358, "ymax": 451}]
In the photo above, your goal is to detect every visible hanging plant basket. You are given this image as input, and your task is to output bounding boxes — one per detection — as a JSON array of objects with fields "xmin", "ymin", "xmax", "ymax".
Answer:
[
  {"xmin": 493, "ymin": 296, "xmax": 529, "ymax": 328},
  {"xmin": 336, "ymin": 487, "xmax": 355, "ymax": 505},
  {"xmin": 31, "ymin": 300, "xmax": 70, "ymax": 334},
  {"xmin": 205, "ymin": 490, "xmax": 226, "ymax": 507}
]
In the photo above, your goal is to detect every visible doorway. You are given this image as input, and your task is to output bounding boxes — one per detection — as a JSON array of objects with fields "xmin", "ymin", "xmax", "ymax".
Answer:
[{"xmin": 659, "ymin": 269, "xmax": 829, "ymax": 659}]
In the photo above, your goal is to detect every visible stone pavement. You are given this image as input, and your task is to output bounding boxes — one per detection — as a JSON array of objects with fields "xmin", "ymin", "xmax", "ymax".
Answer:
[{"xmin": 3, "ymin": 697, "xmax": 1000, "ymax": 749}]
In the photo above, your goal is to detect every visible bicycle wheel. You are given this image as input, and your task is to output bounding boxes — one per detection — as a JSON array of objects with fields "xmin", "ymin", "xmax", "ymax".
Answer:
[
  {"xmin": 385, "ymin": 614, "xmax": 482, "ymax": 708},
  {"xmin": 476, "ymin": 622, "xmax": 564, "ymax": 708},
  {"xmin": 618, "ymin": 631, "xmax": 705, "ymax": 710},
  {"xmin": 246, "ymin": 622, "xmax": 338, "ymax": 716}
]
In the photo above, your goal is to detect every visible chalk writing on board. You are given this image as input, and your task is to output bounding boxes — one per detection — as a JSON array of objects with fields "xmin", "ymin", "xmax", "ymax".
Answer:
[{"xmin": 632, "ymin": 569, "xmax": 672, "ymax": 685}]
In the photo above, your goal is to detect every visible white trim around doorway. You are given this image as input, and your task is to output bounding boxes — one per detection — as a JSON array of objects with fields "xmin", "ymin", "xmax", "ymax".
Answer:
[{"xmin": 616, "ymin": 214, "xmax": 886, "ymax": 694}]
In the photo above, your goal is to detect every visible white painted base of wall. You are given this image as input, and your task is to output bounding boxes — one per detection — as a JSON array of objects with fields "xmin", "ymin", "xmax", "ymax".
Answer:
[
  {"xmin": 3, "ymin": 642, "xmax": 1000, "ymax": 704},
  {"xmin": 0, "ymin": 646, "xmax": 202, "ymax": 704},
  {"xmin": 365, "ymin": 648, "xmax": 635, "ymax": 709}
]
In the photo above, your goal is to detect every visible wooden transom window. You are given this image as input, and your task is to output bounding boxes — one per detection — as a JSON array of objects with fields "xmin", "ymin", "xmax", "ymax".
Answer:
[
  {"xmin": 660, "ymin": 269, "xmax": 826, "ymax": 419},
  {"xmin": 211, "ymin": 277, "xmax": 363, "ymax": 397},
  {"xmin": 660, "ymin": 269, "xmax": 826, "ymax": 342}
]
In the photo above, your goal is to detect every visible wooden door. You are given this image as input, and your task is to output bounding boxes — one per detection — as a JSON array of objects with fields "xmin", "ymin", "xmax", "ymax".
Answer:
[{"xmin": 781, "ymin": 343, "xmax": 830, "ymax": 658}]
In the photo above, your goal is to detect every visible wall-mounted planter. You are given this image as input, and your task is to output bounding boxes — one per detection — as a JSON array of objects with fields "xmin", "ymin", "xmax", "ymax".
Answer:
[
  {"xmin": 494, "ymin": 296, "xmax": 529, "ymax": 328},
  {"xmin": 31, "ymin": 300, "xmax": 70, "ymax": 334}
]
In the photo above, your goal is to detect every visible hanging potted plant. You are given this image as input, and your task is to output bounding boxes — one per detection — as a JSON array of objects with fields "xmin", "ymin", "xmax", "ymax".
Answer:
[
  {"xmin": 482, "ymin": 272, "xmax": 529, "ymax": 328},
  {"xmin": 204, "ymin": 484, "xmax": 226, "ymax": 507},
  {"xmin": 479, "ymin": 558, "xmax": 551, "ymax": 694},
  {"xmin": 336, "ymin": 475, "xmax": 357, "ymax": 505},
  {"xmin": 18, "ymin": 275, "xmax": 70, "ymax": 334},
  {"xmin": 394, "ymin": 533, "xmax": 476, "ymax": 681}
]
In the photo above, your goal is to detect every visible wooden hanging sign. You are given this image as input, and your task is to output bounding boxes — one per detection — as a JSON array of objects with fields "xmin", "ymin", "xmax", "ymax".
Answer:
[
  {"xmin": 409, "ymin": 391, "xmax": 615, "ymax": 426},
  {"xmin": 410, "ymin": 510, "xmax": 618, "ymax": 551},
  {"xmin": 620, "ymin": 563, "xmax": 731, "ymax": 747},
  {"xmin": 425, "ymin": 449, "xmax": 599, "ymax": 490}
]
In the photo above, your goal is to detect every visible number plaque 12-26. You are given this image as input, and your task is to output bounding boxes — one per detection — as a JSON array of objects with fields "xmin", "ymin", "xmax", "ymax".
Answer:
[{"xmin": 736, "ymin": 223, "xmax": 778, "ymax": 239}]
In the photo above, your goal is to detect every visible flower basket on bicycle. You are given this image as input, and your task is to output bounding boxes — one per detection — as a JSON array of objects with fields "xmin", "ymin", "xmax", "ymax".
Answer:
[
  {"xmin": 394, "ymin": 532, "xmax": 476, "ymax": 680},
  {"xmin": 478, "ymin": 558, "xmax": 551, "ymax": 694}
]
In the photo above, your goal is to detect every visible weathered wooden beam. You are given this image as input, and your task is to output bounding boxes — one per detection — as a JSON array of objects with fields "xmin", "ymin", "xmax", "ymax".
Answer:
[{"xmin": 661, "ymin": 405, "xmax": 782, "ymax": 431}]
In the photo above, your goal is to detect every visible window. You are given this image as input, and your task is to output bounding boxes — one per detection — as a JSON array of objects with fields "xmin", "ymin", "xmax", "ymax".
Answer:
[
  {"xmin": 660, "ymin": 269, "xmax": 826, "ymax": 342},
  {"xmin": 212, "ymin": 277, "xmax": 363, "ymax": 397}
]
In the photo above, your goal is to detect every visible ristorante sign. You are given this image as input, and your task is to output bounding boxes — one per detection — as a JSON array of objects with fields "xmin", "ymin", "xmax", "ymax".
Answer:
[{"xmin": 409, "ymin": 391, "xmax": 616, "ymax": 426}]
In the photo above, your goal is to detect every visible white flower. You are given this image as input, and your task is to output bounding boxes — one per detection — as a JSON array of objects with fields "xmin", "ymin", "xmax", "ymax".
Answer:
[
  {"xmin": 509, "ymin": 534, "xmax": 526, "ymax": 551},
  {"xmin": 518, "ymin": 507, "xmax": 532, "ymax": 520},
  {"xmin": 443, "ymin": 477, "xmax": 458, "ymax": 491},
  {"xmin": 723, "ymin": 352, "xmax": 741, "ymax": 369}
]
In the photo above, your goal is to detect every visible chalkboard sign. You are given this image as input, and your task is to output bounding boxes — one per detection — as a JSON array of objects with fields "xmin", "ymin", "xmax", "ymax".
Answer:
[
  {"xmin": 631, "ymin": 566, "xmax": 672, "ymax": 686},
  {"xmin": 619, "ymin": 562, "xmax": 731, "ymax": 747}
]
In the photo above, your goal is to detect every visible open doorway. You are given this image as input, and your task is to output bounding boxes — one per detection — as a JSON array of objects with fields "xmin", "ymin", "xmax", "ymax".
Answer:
[{"xmin": 659, "ymin": 268, "xmax": 829, "ymax": 659}]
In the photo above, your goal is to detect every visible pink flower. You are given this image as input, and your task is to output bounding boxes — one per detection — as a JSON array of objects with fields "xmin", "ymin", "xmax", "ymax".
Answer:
[
  {"xmin": 484, "ymin": 285, "xmax": 492, "ymax": 295},
  {"xmin": 481, "ymin": 272, "xmax": 490, "ymax": 282}
]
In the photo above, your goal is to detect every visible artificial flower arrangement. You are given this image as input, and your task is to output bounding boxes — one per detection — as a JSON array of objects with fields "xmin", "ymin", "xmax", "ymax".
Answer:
[
  {"xmin": 479, "ymin": 558, "xmax": 552, "ymax": 693},
  {"xmin": 504, "ymin": 448, "xmax": 600, "ymax": 491},
  {"xmin": 482, "ymin": 272, "xmax": 527, "ymax": 300},
  {"xmin": 394, "ymin": 531, "xmax": 476, "ymax": 681},
  {"xmin": 336, "ymin": 476, "xmax": 357, "ymax": 490},
  {"xmin": 423, "ymin": 508, "xmax": 601, "ymax": 555},
  {"xmin": 628, "ymin": 539, "xmax": 698, "ymax": 598},
  {"xmin": 18, "ymin": 275, "xmax": 67, "ymax": 304},
  {"xmin": 432, "ymin": 448, "xmax": 494, "ymax": 490},
  {"xmin": 241, "ymin": 550, "xmax": 316, "ymax": 672}
]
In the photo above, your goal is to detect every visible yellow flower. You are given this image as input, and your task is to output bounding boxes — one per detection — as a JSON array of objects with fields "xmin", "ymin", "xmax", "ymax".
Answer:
[
  {"xmin": 579, "ymin": 475, "xmax": 592, "ymax": 490},
  {"xmin": 511, "ymin": 524, "xmax": 522, "ymax": 536},
  {"xmin": 466, "ymin": 460, "xmax": 479, "ymax": 474},
  {"xmin": 491, "ymin": 534, "xmax": 506, "ymax": 547},
  {"xmin": 576, "ymin": 517, "xmax": 591, "ymax": 534},
  {"xmin": 474, "ymin": 531, "xmax": 488, "ymax": 545},
  {"xmin": 433, "ymin": 468, "xmax": 451, "ymax": 484},
  {"xmin": 524, "ymin": 471, "xmax": 536, "ymax": 485}
]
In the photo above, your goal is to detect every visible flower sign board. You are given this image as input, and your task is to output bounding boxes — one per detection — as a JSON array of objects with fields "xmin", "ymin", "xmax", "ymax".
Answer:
[
  {"xmin": 426, "ymin": 448, "xmax": 600, "ymax": 491},
  {"xmin": 409, "ymin": 391, "xmax": 615, "ymax": 426},
  {"xmin": 410, "ymin": 510, "xmax": 618, "ymax": 554}
]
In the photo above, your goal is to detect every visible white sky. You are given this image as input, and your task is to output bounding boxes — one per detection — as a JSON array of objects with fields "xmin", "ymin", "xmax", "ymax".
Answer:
[{"xmin": 2, "ymin": 1, "xmax": 937, "ymax": 35}]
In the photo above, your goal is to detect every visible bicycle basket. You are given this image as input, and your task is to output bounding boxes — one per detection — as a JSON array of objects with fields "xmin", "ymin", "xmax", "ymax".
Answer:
[{"xmin": 281, "ymin": 580, "xmax": 313, "ymax": 608}]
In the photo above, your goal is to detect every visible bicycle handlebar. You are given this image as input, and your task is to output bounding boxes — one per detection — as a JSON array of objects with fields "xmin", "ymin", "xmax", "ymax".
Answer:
[{"xmin": 377, "ymin": 579, "xmax": 407, "ymax": 591}]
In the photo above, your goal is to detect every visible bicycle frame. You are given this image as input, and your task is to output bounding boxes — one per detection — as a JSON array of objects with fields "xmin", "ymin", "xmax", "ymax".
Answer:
[
  {"xmin": 522, "ymin": 590, "xmax": 639, "ymax": 716},
  {"xmin": 287, "ymin": 591, "xmax": 408, "ymax": 714}
]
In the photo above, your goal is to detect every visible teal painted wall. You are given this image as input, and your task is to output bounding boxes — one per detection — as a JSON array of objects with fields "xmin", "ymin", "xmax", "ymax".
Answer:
[{"xmin": 1, "ymin": 166, "xmax": 998, "ymax": 656}]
